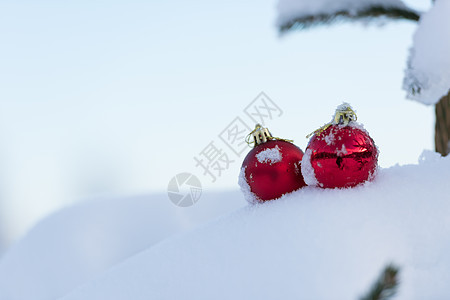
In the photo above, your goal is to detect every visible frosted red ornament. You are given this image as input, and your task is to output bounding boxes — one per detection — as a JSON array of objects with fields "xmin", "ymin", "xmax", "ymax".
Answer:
[
  {"xmin": 239, "ymin": 125, "xmax": 306, "ymax": 203},
  {"xmin": 302, "ymin": 103, "xmax": 378, "ymax": 189}
]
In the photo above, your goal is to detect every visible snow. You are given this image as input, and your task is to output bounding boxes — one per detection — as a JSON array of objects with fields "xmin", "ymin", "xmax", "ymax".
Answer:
[
  {"xmin": 0, "ymin": 192, "xmax": 245, "ymax": 300},
  {"xmin": 255, "ymin": 145, "xmax": 282, "ymax": 164},
  {"xmin": 348, "ymin": 121, "xmax": 370, "ymax": 131},
  {"xmin": 300, "ymin": 148, "xmax": 319, "ymax": 186},
  {"xmin": 277, "ymin": 0, "xmax": 412, "ymax": 28},
  {"xmin": 336, "ymin": 143, "xmax": 348, "ymax": 156},
  {"xmin": 404, "ymin": 0, "xmax": 450, "ymax": 104},
  {"xmin": 55, "ymin": 151, "xmax": 450, "ymax": 300},
  {"xmin": 2, "ymin": 152, "xmax": 450, "ymax": 300},
  {"xmin": 324, "ymin": 131, "xmax": 335, "ymax": 145},
  {"xmin": 238, "ymin": 166, "xmax": 258, "ymax": 204},
  {"xmin": 335, "ymin": 102, "xmax": 354, "ymax": 114}
]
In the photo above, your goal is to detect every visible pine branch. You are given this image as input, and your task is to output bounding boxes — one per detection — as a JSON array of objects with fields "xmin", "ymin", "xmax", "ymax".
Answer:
[
  {"xmin": 279, "ymin": 6, "xmax": 420, "ymax": 32},
  {"xmin": 360, "ymin": 264, "xmax": 400, "ymax": 300}
]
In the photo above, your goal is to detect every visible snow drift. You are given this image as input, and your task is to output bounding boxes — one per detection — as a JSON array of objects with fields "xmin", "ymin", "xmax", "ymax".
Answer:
[
  {"xmin": 50, "ymin": 151, "xmax": 450, "ymax": 300},
  {"xmin": 0, "ymin": 192, "xmax": 245, "ymax": 300}
]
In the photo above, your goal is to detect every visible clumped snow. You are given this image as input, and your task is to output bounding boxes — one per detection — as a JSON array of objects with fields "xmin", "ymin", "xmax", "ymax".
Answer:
[
  {"xmin": 238, "ymin": 167, "xmax": 259, "ymax": 204},
  {"xmin": 277, "ymin": 0, "xmax": 413, "ymax": 28},
  {"xmin": 300, "ymin": 148, "xmax": 319, "ymax": 186},
  {"xmin": 256, "ymin": 145, "xmax": 282, "ymax": 164},
  {"xmin": 324, "ymin": 131, "xmax": 335, "ymax": 145},
  {"xmin": 58, "ymin": 151, "xmax": 450, "ymax": 300},
  {"xmin": 335, "ymin": 102, "xmax": 354, "ymax": 115},
  {"xmin": 404, "ymin": 0, "xmax": 450, "ymax": 104},
  {"xmin": 336, "ymin": 144, "xmax": 348, "ymax": 156},
  {"xmin": 348, "ymin": 121, "xmax": 369, "ymax": 132}
]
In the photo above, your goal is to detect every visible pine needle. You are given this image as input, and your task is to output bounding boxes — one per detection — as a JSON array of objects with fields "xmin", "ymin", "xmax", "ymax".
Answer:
[{"xmin": 360, "ymin": 264, "xmax": 400, "ymax": 300}]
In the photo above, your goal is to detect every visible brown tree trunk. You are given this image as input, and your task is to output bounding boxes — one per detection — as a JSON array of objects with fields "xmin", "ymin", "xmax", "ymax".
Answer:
[{"xmin": 435, "ymin": 90, "xmax": 450, "ymax": 156}]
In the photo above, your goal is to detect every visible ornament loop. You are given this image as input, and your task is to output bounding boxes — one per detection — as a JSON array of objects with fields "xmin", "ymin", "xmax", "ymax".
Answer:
[{"xmin": 246, "ymin": 124, "xmax": 293, "ymax": 147}]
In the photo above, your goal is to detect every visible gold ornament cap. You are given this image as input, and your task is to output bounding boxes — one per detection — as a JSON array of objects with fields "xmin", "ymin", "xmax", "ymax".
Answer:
[
  {"xmin": 306, "ymin": 102, "xmax": 358, "ymax": 138},
  {"xmin": 246, "ymin": 124, "xmax": 272, "ymax": 146},
  {"xmin": 332, "ymin": 103, "xmax": 357, "ymax": 126},
  {"xmin": 246, "ymin": 124, "xmax": 293, "ymax": 148}
]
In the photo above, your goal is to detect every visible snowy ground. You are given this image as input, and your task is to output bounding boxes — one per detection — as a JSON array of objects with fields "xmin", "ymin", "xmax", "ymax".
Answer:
[
  {"xmin": 1, "ymin": 151, "xmax": 450, "ymax": 299},
  {"xmin": 0, "ymin": 191, "xmax": 245, "ymax": 300}
]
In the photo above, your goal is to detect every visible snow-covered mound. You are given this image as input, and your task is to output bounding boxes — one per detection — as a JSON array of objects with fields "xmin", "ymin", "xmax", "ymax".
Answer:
[
  {"xmin": 58, "ymin": 151, "xmax": 450, "ymax": 300},
  {"xmin": 0, "ymin": 192, "xmax": 245, "ymax": 300},
  {"xmin": 404, "ymin": 0, "xmax": 450, "ymax": 104}
]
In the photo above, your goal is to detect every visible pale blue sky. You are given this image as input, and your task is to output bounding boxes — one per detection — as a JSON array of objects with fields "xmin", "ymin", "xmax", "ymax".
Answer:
[{"xmin": 0, "ymin": 0, "xmax": 433, "ymax": 245}]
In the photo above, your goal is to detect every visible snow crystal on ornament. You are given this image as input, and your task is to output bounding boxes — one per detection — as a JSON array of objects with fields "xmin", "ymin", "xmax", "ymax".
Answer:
[
  {"xmin": 347, "ymin": 122, "xmax": 375, "ymax": 144},
  {"xmin": 238, "ymin": 167, "xmax": 259, "ymax": 204},
  {"xmin": 256, "ymin": 145, "xmax": 282, "ymax": 164},
  {"xmin": 347, "ymin": 121, "xmax": 367, "ymax": 131},
  {"xmin": 324, "ymin": 132, "xmax": 335, "ymax": 145},
  {"xmin": 336, "ymin": 144, "xmax": 348, "ymax": 156},
  {"xmin": 301, "ymin": 148, "xmax": 319, "ymax": 187}
]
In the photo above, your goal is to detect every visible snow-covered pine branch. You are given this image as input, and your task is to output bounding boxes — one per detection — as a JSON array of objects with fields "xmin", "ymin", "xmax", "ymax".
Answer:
[
  {"xmin": 403, "ymin": 0, "xmax": 450, "ymax": 105},
  {"xmin": 277, "ymin": 0, "xmax": 420, "ymax": 31},
  {"xmin": 275, "ymin": 0, "xmax": 450, "ymax": 155},
  {"xmin": 360, "ymin": 264, "xmax": 400, "ymax": 300}
]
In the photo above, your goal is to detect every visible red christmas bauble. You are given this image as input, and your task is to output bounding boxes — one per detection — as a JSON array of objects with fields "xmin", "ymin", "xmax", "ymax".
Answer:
[
  {"xmin": 239, "ymin": 139, "xmax": 307, "ymax": 203},
  {"xmin": 302, "ymin": 124, "xmax": 378, "ymax": 189}
]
